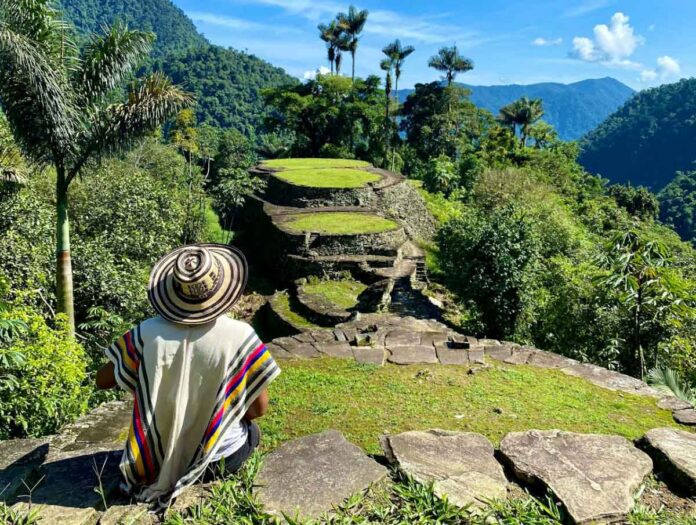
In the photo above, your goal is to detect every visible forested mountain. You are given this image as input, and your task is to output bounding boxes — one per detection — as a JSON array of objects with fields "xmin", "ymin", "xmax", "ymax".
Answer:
[
  {"xmin": 580, "ymin": 78, "xmax": 696, "ymax": 190},
  {"xmin": 399, "ymin": 77, "xmax": 634, "ymax": 141},
  {"xmin": 59, "ymin": 0, "xmax": 296, "ymax": 134},
  {"xmin": 153, "ymin": 47, "xmax": 294, "ymax": 135},
  {"xmin": 59, "ymin": 0, "xmax": 207, "ymax": 57}
]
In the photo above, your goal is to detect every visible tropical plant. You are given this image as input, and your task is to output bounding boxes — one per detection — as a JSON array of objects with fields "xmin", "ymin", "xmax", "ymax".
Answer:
[
  {"xmin": 337, "ymin": 5, "xmax": 369, "ymax": 81},
  {"xmin": 427, "ymin": 45, "xmax": 473, "ymax": 86},
  {"xmin": 318, "ymin": 20, "xmax": 341, "ymax": 74},
  {"xmin": 382, "ymin": 39, "xmax": 415, "ymax": 106},
  {"xmin": 381, "ymin": 39, "xmax": 414, "ymax": 169},
  {"xmin": 498, "ymin": 97, "xmax": 544, "ymax": 147},
  {"xmin": 647, "ymin": 366, "xmax": 695, "ymax": 403},
  {"xmin": 0, "ymin": 0, "xmax": 192, "ymax": 334},
  {"xmin": 596, "ymin": 229, "xmax": 693, "ymax": 378}
]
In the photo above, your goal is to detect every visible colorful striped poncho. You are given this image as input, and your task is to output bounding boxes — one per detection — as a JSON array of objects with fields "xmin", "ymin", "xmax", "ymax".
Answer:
[{"xmin": 106, "ymin": 315, "xmax": 280, "ymax": 503}]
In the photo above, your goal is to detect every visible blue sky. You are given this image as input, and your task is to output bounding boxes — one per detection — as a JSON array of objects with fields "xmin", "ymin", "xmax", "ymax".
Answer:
[{"xmin": 171, "ymin": 0, "xmax": 694, "ymax": 90}]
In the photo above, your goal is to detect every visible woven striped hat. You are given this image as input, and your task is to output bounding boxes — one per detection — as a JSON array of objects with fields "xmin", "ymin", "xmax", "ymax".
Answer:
[{"xmin": 148, "ymin": 244, "xmax": 248, "ymax": 325}]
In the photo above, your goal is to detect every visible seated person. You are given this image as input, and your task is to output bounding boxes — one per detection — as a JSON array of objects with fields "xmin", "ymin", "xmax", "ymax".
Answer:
[{"xmin": 96, "ymin": 244, "xmax": 280, "ymax": 504}]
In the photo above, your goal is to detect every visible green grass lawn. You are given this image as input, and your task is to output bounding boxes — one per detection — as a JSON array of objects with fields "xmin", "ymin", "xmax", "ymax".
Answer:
[
  {"xmin": 300, "ymin": 279, "xmax": 368, "ymax": 309},
  {"xmin": 269, "ymin": 291, "xmax": 319, "ymax": 330},
  {"xmin": 273, "ymin": 167, "xmax": 381, "ymax": 188},
  {"xmin": 283, "ymin": 212, "xmax": 399, "ymax": 234},
  {"xmin": 262, "ymin": 158, "xmax": 371, "ymax": 170},
  {"xmin": 260, "ymin": 358, "xmax": 682, "ymax": 455}
]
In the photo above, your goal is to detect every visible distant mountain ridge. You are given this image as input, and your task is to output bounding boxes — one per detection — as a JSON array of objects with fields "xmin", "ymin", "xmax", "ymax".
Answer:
[
  {"xmin": 399, "ymin": 77, "xmax": 635, "ymax": 141},
  {"xmin": 59, "ymin": 0, "xmax": 296, "ymax": 134},
  {"xmin": 579, "ymin": 78, "xmax": 696, "ymax": 190}
]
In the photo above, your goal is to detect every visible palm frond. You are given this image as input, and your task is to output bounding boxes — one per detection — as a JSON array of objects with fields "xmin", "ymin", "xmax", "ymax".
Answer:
[
  {"xmin": 75, "ymin": 22, "xmax": 155, "ymax": 107},
  {"xmin": 0, "ymin": 24, "xmax": 77, "ymax": 163},
  {"xmin": 647, "ymin": 366, "xmax": 695, "ymax": 402},
  {"xmin": 71, "ymin": 72, "xmax": 193, "ymax": 179},
  {"xmin": 0, "ymin": 0, "xmax": 79, "ymax": 68}
]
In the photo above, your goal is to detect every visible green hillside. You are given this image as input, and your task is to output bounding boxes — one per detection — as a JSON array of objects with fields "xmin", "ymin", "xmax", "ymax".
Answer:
[
  {"xmin": 580, "ymin": 78, "xmax": 696, "ymax": 190},
  {"xmin": 59, "ymin": 0, "xmax": 207, "ymax": 57},
  {"xmin": 59, "ymin": 0, "xmax": 297, "ymax": 134}
]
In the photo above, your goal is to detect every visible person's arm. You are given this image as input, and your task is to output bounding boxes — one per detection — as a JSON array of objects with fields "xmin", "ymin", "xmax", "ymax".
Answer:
[
  {"xmin": 96, "ymin": 361, "xmax": 117, "ymax": 390},
  {"xmin": 244, "ymin": 389, "xmax": 269, "ymax": 421}
]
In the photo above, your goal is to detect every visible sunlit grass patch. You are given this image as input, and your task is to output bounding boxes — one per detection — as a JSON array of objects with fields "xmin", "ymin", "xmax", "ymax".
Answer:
[
  {"xmin": 268, "ymin": 291, "xmax": 319, "ymax": 330},
  {"xmin": 300, "ymin": 278, "xmax": 367, "ymax": 310},
  {"xmin": 272, "ymin": 167, "xmax": 380, "ymax": 188},
  {"xmin": 262, "ymin": 158, "xmax": 371, "ymax": 170},
  {"xmin": 283, "ymin": 212, "xmax": 398, "ymax": 234},
  {"xmin": 261, "ymin": 358, "xmax": 681, "ymax": 455}
]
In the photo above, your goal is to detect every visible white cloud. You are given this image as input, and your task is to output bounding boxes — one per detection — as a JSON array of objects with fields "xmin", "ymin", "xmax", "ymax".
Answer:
[
  {"xmin": 571, "ymin": 12, "xmax": 644, "ymax": 69},
  {"xmin": 532, "ymin": 37, "xmax": 563, "ymax": 46},
  {"xmin": 657, "ymin": 55, "xmax": 681, "ymax": 76},
  {"xmin": 564, "ymin": 0, "xmax": 612, "ymax": 18},
  {"xmin": 303, "ymin": 66, "xmax": 330, "ymax": 80},
  {"xmin": 640, "ymin": 55, "xmax": 681, "ymax": 83}
]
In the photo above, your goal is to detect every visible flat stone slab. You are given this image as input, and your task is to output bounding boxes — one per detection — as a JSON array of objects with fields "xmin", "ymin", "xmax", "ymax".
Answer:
[
  {"xmin": 283, "ymin": 343, "xmax": 321, "ymax": 359},
  {"xmin": 385, "ymin": 329, "xmax": 422, "ymax": 347},
  {"xmin": 499, "ymin": 429, "xmax": 652, "ymax": 524},
  {"xmin": 387, "ymin": 345, "xmax": 438, "ymax": 365},
  {"xmin": 314, "ymin": 341, "xmax": 353, "ymax": 359},
  {"xmin": 657, "ymin": 396, "xmax": 693, "ymax": 411},
  {"xmin": 255, "ymin": 430, "xmax": 387, "ymax": 520},
  {"xmin": 673, "ymin": 409, "xmax": 696, "ymax": 426},
  {"xmin": 435, "ymin": 343, "xmax": 469, "ymax": 365},
  {"xmin": 504, "ymin": 349, "xmax": 536, "ymax": 365},
  {"xmin": 353, "ymin": 346, "xmax": 386, "ymax": 366},
  {"xmin": 266, "ymin": 342, "xmax": 292, "ymax": 360},
  {"xmin": 382, "ymin": 430, "xmax": 507, "ymax": 508},
  {"xmin": 527, "ymin": 350, "xmax": 577, "ymax": 369},
  {"xmin": 561, "ymin": 363, "xmax": 659, "ymax": 397},
  {"xmin": 640, "ymin": 428, "xmax": 696, "ymax": 495}
]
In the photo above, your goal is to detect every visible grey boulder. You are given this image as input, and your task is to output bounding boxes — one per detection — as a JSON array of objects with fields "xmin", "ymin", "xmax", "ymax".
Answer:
[
  {"xmin": 499, "ymin": 429, "xmax": 652, "ymax": 524},
  {"xmin": 381, "ymin": 429, "xmax": 507, "ymax": 508}
]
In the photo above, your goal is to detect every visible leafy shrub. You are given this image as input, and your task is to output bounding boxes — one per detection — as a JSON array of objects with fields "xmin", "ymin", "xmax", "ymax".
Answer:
[
  {"xmin": 0, "ymin": 305, "xmax": 88, "ymax": 439},
  {"xmin": 437, "ymin": 204, "xmax": 540, "ymax": 339}
]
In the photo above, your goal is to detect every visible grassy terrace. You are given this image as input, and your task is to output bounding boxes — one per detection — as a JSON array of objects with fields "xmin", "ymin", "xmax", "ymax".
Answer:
[
  {"xmin": 269, "ymin": 291, "xmax": 319, "ymax": 330},
  {"xmin": 262, "ymin": 158, "xmax": 371, "ymax": 170},
  {"xmin": 283, "ymin": 212, "xmax": 398, "ymax": 234},
  {"xmin": 273, "ymin": 167, "xmax": 381, "ymax": 188},
  {"xmin": 300, "ymin": 278, "xmax": 367, "ymax": 309},
  {"xmin": 260, "ymin": 358, "xmax": 681, "ymax": 455}
]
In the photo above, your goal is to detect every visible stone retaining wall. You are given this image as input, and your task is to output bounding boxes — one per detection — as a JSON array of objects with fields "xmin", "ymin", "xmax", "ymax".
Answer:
[
  {"xmin": 264, "ymin": 175, "xmax": 377, "ymax": 208},
  {"xmin": 376, "ymin": 181, "xmax": 437, "ymax": 241}
]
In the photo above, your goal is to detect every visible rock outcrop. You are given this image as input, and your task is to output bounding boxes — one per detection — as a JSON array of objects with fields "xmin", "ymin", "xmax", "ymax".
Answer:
[
  {"xmin": 381, "ymin": 429, "xmax": 508, "ymax": 508},
  {"xmin": 255, "ymin": 430, "xmax": 387, "ymax": 520},
  {"xmin": 499, "ymin": 429, "xmax": 653, "ymax": 524}
]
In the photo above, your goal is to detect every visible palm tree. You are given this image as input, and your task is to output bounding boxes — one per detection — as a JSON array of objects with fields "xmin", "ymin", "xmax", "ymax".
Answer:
[
  {"xmin": 382, "ymin": 40, "xmax": 415, "ymax": 107},
  {"xmin": 0, "ymin": 0, "xmax": 192, "ymax": 334},
  {"xmin": 428, "ymin": 45, "xmax": 473, "ymax": 86},
  {"xmin": 498, "ymin": 97, "xmax": 544, "ymax": 147},
  {"xmin": 318, "ymin": 20, "xmax": 339, "ymax": 74},
  {"xmin": 380, "ymin": 58, "xmax": 393, "ymax": 122},
  {"xmin": 334, "ymin": 30, "xmax": 351, "ymax": 76},
  {"xmin": 337, "ymin": 6, "xmax": 369, "ymax": 81}
]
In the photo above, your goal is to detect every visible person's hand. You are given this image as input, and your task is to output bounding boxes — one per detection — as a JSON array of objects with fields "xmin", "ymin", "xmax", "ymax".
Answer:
[{"xmin": 96, "ymin": 361, "xmax": 117, "ymax": 389}]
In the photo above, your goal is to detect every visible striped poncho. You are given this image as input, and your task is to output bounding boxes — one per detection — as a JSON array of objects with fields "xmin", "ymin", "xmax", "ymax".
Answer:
[{"xmin": 106, "ymin": 315, "xmax": 280, "ymax": 503}]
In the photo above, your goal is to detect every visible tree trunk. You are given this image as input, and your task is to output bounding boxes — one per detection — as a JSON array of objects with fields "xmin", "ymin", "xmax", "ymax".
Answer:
[
  {"xmin": 351, "ymin": 51, "xmax": 356, "ymax": 81},
  {"xmin": 56, "ymin": 168, "xmax": 75, "ymax": 336},
  {"xmin": 635, "ymin": 282, "xmax": 644, "ymax": 379}
]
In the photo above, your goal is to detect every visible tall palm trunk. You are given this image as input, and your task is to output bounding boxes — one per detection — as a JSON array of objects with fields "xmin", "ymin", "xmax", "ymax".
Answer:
[
  {"xmin": 392, "ymin": 74, "xmax": 400, "ymax": 171},
  {"xmin": 55, "ymin": 167, "xmax": 75, "ymax": 335},
  {"xmin": 351, "ymin": 50, "xmax": 356, "ymax": 80}
]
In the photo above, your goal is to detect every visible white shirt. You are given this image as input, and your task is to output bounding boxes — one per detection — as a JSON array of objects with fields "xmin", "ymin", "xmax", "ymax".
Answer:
[{"xmin": 211, "ymin": 419, "xmax": 249, "ymax": 461}]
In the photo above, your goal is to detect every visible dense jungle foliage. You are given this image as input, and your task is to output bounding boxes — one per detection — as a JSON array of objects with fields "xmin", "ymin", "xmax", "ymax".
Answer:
[
  {"xmin": 59, "ymin": 0, "xmax": 206, "ymax": 57},
  {"xmin": 580, "ymin": 78, "xmax": 696, "ymax": 191}
]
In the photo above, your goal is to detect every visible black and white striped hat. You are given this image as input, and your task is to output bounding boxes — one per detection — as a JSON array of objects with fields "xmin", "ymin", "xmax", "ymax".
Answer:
[{"xmin": 148, "ymin": 244, "xmax": 248, "ymax": 325}]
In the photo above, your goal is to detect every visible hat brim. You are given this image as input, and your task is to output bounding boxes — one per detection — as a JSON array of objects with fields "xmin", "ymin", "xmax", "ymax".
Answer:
[{"xmin": 148, "ymin": 244, "xmax": 248, "ymax": 325}]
